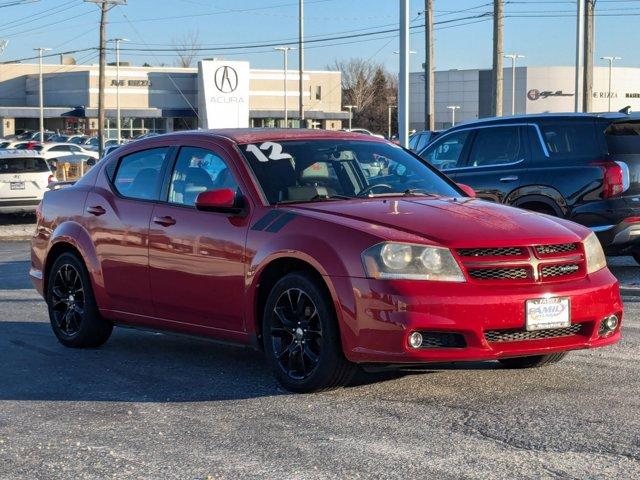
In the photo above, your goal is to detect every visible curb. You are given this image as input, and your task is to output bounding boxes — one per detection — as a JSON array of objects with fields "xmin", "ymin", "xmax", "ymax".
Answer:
[{"xmin": 620, "ymin": 286, "xmax": 640, "ymax": 296}]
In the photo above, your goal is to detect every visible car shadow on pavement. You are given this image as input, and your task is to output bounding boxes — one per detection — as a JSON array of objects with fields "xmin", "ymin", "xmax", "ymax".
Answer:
[
  {"xmin": 0, "ymin": 321, "xmax": 446, "ymax": 401},
  {"xmin": 0, "ymin": 260, "xmax": 33, "ymax": 289}
]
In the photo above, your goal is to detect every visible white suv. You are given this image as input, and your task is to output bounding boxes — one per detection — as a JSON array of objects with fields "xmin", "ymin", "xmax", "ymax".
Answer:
[{"xmin": 0, "ymin": 151, "xmax": 54, "ymax": 214}]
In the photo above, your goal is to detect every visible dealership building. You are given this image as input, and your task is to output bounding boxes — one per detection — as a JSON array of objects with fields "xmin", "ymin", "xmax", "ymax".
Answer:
[
  {"xmin": 0, "ymin": 61, "xmax": 348, "ymax": 138},
  {"xmin": 410, "ymin": 66, "xmax": 640, "ymax": 131}
]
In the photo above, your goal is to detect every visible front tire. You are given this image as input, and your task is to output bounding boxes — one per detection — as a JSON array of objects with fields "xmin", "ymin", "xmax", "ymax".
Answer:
[
  {"xmin": 498, "ymin": 352, "xmax": 568, "ymax": 369},
  {"xmin": 47, "ymin": 252, "xmax": 113, "ymax": 348},
  {"xmin": 262, "ymin": 272, "xmax": 356, "ymax": 392}
]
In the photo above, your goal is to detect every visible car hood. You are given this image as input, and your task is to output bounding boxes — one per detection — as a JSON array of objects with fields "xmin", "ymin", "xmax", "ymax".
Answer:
[{"xmin": 289, "ymin": 197, "xmax": 587, "ymax": 247}]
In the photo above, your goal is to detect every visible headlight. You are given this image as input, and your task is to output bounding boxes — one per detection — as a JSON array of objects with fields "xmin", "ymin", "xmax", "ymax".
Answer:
[
  {"xmin": 362, "ymin": 242, "xmax": 465, "ymax": 282},
  {"xmin": 584, "ymin": 232, "xmax": 607, "ymax": 274}
]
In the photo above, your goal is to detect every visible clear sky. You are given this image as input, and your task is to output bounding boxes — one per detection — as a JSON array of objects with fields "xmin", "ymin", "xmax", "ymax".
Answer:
[{"xmin": 0, "ymin": 0, "xmax": 637, "ymax": 73}]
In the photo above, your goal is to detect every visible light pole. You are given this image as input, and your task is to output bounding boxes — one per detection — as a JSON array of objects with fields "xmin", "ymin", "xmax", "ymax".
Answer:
[
  {"xmin": 398, "ymin": 0, "xmax": 410, "ymax": 147},
  {"xmin": 34, "ymin": 47, "xmax": 52, "ymax": 144},
  {"xmin": 447, "ymin": 105, "xmax": 460, "ymax": 127},
  {"xmin": 504, "ymin": 53, "xmax": 524, "ymax": 115},
  {"xmin": 344, "ymin": 105, "xmax": 357, "ymax": 130},
  {"xmin": 601, "ymin": 56, "xmax": 621, "ymax": 112},
  {"xmin": 109, "ymin": 38, "xmax": 129, "ymax": 143},
  {"xmin": 388, "ymin": 105, "xmax": 397, "ymax": 140},
  {"xmin": 275, "ymin": 46, "xmax": 294, "ymax": 127}
]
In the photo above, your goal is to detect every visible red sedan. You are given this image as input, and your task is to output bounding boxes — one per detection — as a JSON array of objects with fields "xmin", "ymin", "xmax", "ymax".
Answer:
[{"xmin": 30, "ymin": 129, "xmax": 622, "ymax": 392}]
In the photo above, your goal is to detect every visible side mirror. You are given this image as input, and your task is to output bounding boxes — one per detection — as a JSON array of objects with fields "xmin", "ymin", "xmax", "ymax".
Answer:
[
  {"xmin": 86, "ymin": 158, "xmax": 96, "ymax": 167},
  {"xmin": 195, "ymin": 188, "xmax": 245, "ymax": 215},
  {"xmin": 456, "ymin": 183, "xmax": 476, "ymax": 198}
]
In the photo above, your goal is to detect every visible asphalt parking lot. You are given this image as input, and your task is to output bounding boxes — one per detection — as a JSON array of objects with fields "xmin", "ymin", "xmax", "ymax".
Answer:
[{"xmin": 1, "ymin": 240, "xmax": 639, "ymax": 479}]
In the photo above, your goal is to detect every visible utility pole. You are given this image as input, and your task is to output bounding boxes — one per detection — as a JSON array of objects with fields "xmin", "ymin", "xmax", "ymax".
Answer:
[
  {"xmin": 491, "ymin": 0, "xmax": 504, "ymax": 117},
  {"xmin": 447, "ymin": 105, "xmax": 460, "ymax": 127},
  {"xmin": 388, "ymin": 105, "xmax": 396, "ymax": 139},
  {"xmin": 582, "ymin": 0, "xmax": 595, "ymax": 113},
  {"xmin": 109, "ymin": 38, "xmax": 129, "ymax": 144},
  {"xmin": 344, "ymin": 105, "xmax": 356, "ymax": 130},
  {"xmin": 504, "ymin": 54, "xmax": 524, "ymax": 116},
  {"xmin": 423, "ymin": 0, "xmax": 434, "ymax": 131},
  {"xmin": 398, "ymin": 0, "xmax": 410, "ymax": 147},
  {"xmin": 275, "ymin": 46, "xmax": 294, "ymax": 127},
  {"xmin": 34, "ymin": 47, "xmax": 51, "ymax": 144},
  {"xmin": 298, "ymin": 0, "xmax": 305, "ymax": 126},
  {"xmin": 85, "ymin": 0, "xmax": 127, "ymax": 157},
  {"xmin": 601, "ymin": 56, "xmax": 621, "ymax": 112},
  {"xmin": 574, "ymin": 0, "xmax": 584, "ymax": 112}
]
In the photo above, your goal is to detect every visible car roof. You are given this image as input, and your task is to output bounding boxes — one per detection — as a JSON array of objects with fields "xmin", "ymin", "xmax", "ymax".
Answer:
[
  {"xmin": 153, "ymin": 128, "xmax": 388, "ymax": 145},
  {"xmin": 449, "ymin": 111, "xmax": 640, "ymax": 130},
  {"xmin": 0, "ymin": 149, "xmax": 45, "ymax": 158}
]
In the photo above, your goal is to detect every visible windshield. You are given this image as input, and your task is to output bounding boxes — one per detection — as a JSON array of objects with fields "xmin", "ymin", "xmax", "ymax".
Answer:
[{"xmin": 240, "ymin": 139, "xmax": 460, "ymax": 204}]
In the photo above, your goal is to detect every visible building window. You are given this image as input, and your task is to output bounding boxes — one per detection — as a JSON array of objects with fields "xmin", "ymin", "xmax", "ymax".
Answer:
[{"xmin": 315, "ymin": 85, "xmax": 322, "ymax": 100}]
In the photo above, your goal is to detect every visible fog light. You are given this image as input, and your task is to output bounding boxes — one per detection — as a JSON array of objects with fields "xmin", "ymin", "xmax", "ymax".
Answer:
[
  {"xmin": 599, "ymin": 315, "xmax": 619, "ymax": 336},
  {"xmin": 408, "ymin": 331, "xmax": 423, "ymax": 349}
]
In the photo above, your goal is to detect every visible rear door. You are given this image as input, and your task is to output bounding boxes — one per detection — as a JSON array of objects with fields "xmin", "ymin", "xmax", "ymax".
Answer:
[{"xmin": 453, "ymin": 125, "xmax": 531, "ymax": 203}]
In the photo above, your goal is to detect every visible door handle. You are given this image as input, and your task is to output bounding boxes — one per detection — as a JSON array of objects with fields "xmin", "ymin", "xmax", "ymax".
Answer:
[
  {"xmin": 86, "ymin": 205, "xmax": 106, "ymax": 216},
  {"xmin": 153, "ymin": 215, "xmax": 176, "ymax": 227},
  {"xmin": 499, "ymin": 176, "xmax": 519, "ymax": 182}
]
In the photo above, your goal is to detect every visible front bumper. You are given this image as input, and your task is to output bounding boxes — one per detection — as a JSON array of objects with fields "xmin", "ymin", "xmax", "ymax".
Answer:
[{"xmin": 332, "ymin": 267, "xmax": 622, "ymax": 364}]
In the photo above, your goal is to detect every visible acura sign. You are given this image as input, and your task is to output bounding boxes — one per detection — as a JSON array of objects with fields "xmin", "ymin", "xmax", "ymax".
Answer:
[{"xmin": 198, "ymin": 60, "xmax": 249, "ymax": 128}]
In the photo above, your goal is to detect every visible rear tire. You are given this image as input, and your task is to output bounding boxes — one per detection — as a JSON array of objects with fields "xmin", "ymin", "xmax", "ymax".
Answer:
[
  {"xmin": 498, "ymin": 352, "xmax": 568, "ymax": 369},
  {"xmin": 262, "ymin": 272, "xmax": 356, "ymax": 392},
  {"xmin": 46, "ymin": 252, "xmax": 113, "ymax": 348}
]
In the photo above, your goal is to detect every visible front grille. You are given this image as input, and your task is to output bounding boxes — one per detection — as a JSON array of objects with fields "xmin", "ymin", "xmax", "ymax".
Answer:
[
  {"xmin": 536, "ymin": 243, "xmax": 578, "ymax": 255},
  {"xmin": 541, "ymin": 264, "xmax": 580, "ymax": 278},
  {"xmin": 417, "ymin": 331, "xmax": 467, "ymax": 349},
  {"xmin": 457, "ymin": 247, "xmax": 524, "ymax": 257},
  {"xmin": 485, "ymin": 323, "xmax": 583, "ymax": 342},
  {"xmin": 468, "ymin": 267, "xmax": 531, "ymax": 281}
]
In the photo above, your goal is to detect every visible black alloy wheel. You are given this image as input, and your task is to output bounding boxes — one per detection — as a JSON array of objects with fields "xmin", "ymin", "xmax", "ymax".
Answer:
[
  {"xmin": 50, "ymin": 263, "xmax": 85, "ymax": 337},
  {"xmin": 262, "ymin": 272, "xmax": 356, "ymax": 392},
  {"xmin": 47, "ymin": 252, "xmax": 113, "ymax": 348},
  {"xmin": 270, "ymin": 288, "xmax": 323, "ymax": 380}
]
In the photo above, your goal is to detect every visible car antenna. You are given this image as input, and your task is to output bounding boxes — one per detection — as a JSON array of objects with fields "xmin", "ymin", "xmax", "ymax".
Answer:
[{"xmin": 619, "ymin": 106, "xmax": 632, "ymax": 115}]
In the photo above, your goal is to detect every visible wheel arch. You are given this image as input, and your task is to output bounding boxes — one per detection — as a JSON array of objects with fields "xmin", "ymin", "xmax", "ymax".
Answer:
[
  {"xmin": 248, "ymin": 253, "xmax": 343, "ymax": 350},
  {"xmin": 510, "ymin": 193, "xmax": 565, "ymax": 217}
]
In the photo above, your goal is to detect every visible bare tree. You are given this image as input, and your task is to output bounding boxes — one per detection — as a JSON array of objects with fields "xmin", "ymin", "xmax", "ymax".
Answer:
[
  {"xmin": 173, "ymin": 30, "xmax": 201, "ymax": 68},
  {"xmin": 332, "ymin": 58, "xmax": 381, "ymax": 113}
]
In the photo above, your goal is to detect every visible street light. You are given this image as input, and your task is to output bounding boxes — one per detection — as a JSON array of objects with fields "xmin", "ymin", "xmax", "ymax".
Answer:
[
  {"xmin": 601, "ymin": 56, "xmax": 622, "ymax": 112},
  {"xmin": 446, "ymin": 105, "xmax": 460, "ymax": 127},
  {"xmin": 504, "ymin": 53, "xmax": 524, "ymax": 116},
  {"xmin": 108, "ymin": 38, "xmax": 129, "ymax": 143},
  {"xmin": 274, "ymin": 46, "xmax": 295, "ymax": 127},
  {"xmin": 344, "ymin": 105, "xmax": 357, "ymax": 130},
  {"xmin": 388, "ymin": 105, "xmax": 397, "ymax": 140},
  {"xmin": 34, "ymin": 47, "xmax": 52, "ymax": 144}
]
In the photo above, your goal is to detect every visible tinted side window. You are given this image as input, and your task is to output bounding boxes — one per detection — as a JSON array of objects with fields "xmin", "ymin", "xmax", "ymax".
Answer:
[
  {"xmin": 168, "ymin": 147, "xmax": 238, "ymax": 206},
  {"xmin": 540, "ymin": 122, "xmax": 601, "ymax": 158},
  {"xmin": 415, "ymin": 133, "xmax": 431, "ymax": 152},
  {"xmin": 468, "ymin": 126, "xmax": 524, "ymax": 167},
  {"xmin": 113, "ymin": 147, "xmax": 169, "ymax": 200},
  {"xmin": 420, "ymin": 130, "xmax": 470, "ymax": 171},
  {"xmin": 50, "ymin": 145, "xmax": 70, "ymax": 152}
]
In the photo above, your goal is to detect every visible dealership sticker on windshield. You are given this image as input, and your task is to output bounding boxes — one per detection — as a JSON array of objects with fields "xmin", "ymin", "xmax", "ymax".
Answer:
[
  {"xmin": 525, "ymin": 296, "xmax": 570, "ymax": 331},
  {"xmin": 245, "ymin": 142, "xmax": 293, "ymax": 162}
]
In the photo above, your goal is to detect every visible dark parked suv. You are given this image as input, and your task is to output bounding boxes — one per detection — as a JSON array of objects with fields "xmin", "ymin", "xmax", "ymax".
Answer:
[{"xmin": 418, "ymin": 112, "xmax": 640, "ymax": 262}]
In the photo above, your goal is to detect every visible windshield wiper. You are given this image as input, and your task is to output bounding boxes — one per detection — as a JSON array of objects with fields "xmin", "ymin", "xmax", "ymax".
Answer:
[
  {"xmin": 308, "ymin": 193, "xmax": 353, "ymax": 202},
  {"xmin": 402, "ymin": 189, "xmax": 436, "ymax": 197}
]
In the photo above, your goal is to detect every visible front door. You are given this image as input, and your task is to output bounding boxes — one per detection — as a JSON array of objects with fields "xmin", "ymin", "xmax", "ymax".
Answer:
[{"xmin": 148, "ymin": 145, "xmax": 250, "ymax": 333}]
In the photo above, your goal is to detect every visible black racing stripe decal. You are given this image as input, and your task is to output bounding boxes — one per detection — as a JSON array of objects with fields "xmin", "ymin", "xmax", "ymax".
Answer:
[
  {"xmin": 264, "ymin": 212, "xmax": 297, "ymax": 233},
  {"xmin": 251, "ymin": 211, "xmax": 283, "ymax": 231}
]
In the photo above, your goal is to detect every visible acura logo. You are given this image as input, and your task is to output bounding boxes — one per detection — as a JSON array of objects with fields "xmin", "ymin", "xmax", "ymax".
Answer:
[
  {"xmin": 214, "ymin": 66, "xmax": 238, "ymax": 93},
  {"xmin": 527, "ymin": 89, "xmax": 541, "ymax": 101}
]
